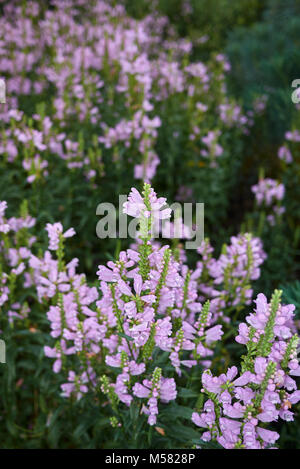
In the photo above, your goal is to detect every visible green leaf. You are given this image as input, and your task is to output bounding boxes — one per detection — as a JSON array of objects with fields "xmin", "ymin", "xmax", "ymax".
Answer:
[
  {"xmin": 161, "ymin": 404, "xmax": 193, "ymax": 420},
  {"xmin": 178, "ymin": 388, "xmax": 200, "ymax": 398},
  {"xmin": 118, "ymin": 332, "xmax": 134, "ymax": 342},
  {"xmin": 166, "ymin": 424, "xmax": 201, "ymax": 444}
]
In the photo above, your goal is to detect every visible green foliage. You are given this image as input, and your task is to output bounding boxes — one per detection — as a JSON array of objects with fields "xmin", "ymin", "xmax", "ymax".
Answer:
[
  {"xmin": 122, "ymin": 0, "xmax": 265, "ymax": 55},
  {"xmin": 226, "ymin": 0, "xmax": 300, "ymax": 143}
]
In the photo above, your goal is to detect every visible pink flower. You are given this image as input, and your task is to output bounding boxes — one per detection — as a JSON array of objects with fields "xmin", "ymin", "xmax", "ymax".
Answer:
[{"xmin": 45, "ymin": 222, "xmax": 75, "ymax": 250}]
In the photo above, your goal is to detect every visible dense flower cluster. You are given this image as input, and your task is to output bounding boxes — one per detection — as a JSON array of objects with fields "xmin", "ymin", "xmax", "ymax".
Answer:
[
  {"xmin": 0, "ymin": 181, "xmax": 298, "ymax": 448},
  {"xmin": 41, "ymin": 184, "xmax": 298, "ymax": 446},
  {"xmin": 0, "ymin": 0, "xmax": 264, "ymax": 191},
  {"xmin": 192, "ymin": 290, "xmax": 300, "ymax": 449},
  {"xmin": 43, "ymin": 184, "xmax": 227, "ymax": 410}
]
